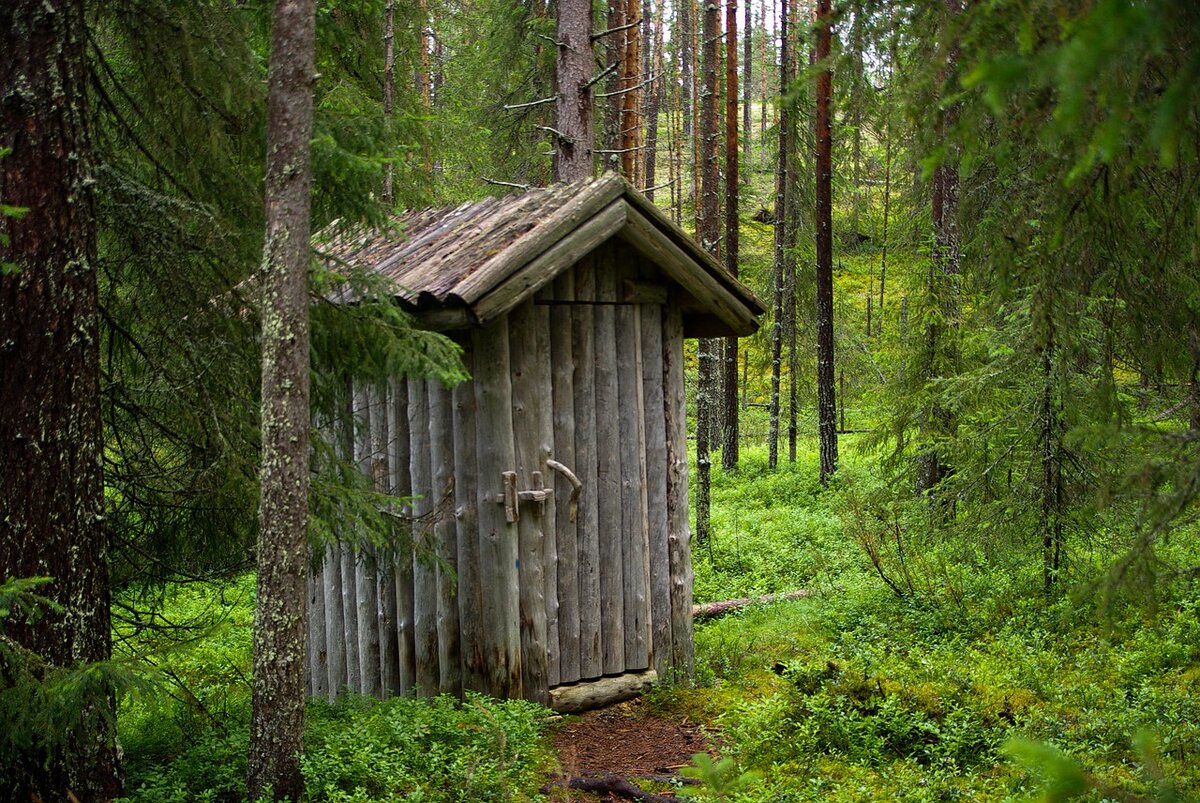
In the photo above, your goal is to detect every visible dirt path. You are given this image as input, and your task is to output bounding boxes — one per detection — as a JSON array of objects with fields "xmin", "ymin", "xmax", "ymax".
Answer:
[{"xmin": 549, "ymin": 698, "xmax": 718, "ymax": 801}]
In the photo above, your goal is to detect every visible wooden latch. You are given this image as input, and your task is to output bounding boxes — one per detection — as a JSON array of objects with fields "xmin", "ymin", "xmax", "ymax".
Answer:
[{"xmin": 495, "ymin": 470, "xmax": 553, "ymax": 523}]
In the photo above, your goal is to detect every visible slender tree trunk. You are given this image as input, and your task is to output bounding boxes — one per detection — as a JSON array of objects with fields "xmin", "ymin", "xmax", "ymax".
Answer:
[
  {"xmin": 383, "ymin": 0, "xmax": 396, "ymax": 202},
  {"xmin": 742, "ymin": 0, "xmax": 752, "ymax": 180},
  {"xmin": 814, "ymin": 0, "xmax": 838, "ymax": 483},
  {"xmin": 768, "ymin": 0, "xmax": 789, "ymax": 470},
  {"xmin": 554, "ymin": 0, "xmax": 594, "ymax": 182},
  {"xmin": 679, "ymin": 0, "xmax": 693, "ymax": 138},
  {"xmin": 786, "ymin": 14, "xmax": 801, "ymax": 463},
  {"xmin": 642, "ymin": 0, "xmax": 666, "ymax": 195},
  {"xmin": 247, "ymin": 1, "xmax": 316, "ymax": 799},
  {"xmin": 722, "ymin": 0, "xmax": 740, "ymax": 471},
  {"xmin": 918, "ymin": 0, "xmax": 962, "ymax": 497},
  {"xmin": 877, "ymin": 95, "xmax": 892, "ymax": 333},
  {"xmin": 620, "ymin": 0, "xmax": 642, "ymax": 179},
  {"xmin": 0, "ymin": 2, "xmax": 121, "ymax": 798},
  {"xmin": 418, "ymin": 0, "xmax": 432, "ymax": 173},
  {"xmin": 695, "ymin": 0, "xmax": 721, "ymax": 543},
  {"xmin": 759, "ymin": 1, "xmax": 768, "ymax": 151}
]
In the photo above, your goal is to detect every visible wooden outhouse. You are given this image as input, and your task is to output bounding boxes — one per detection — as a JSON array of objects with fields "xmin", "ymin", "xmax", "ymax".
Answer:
[{"xmin": 308, "ymin": 175, "xmax": 764, "ymax": 710}]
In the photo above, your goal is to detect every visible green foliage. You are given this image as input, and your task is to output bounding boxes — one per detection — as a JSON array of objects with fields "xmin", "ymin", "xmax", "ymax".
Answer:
[
  {"xmin": 679, "ymin": 753, "xmax": 761, "ymax": 801},
  {"xmin": 115, "ymin": 577, "xmax": 553, "ymax": 802}
]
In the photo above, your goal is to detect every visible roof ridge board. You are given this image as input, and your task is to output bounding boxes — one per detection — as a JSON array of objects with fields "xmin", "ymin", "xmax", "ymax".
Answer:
[
  {"xmin": 449, "ymin": 177, "xmax": 625, "ymax": 304},
  {"xmin": 618, "ymin": 179, "xmax": 767, "ymax": 315}
]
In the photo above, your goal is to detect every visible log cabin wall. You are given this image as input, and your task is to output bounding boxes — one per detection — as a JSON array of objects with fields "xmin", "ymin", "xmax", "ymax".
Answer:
[{"xmin": 307, "ymin": 240, "xmax": 693, "ymax": 704}]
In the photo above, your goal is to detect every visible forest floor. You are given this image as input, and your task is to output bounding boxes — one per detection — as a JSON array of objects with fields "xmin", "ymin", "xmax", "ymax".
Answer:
[{"xmin": 549, "ymin": 697, "xmax": 717, "ymax": 800}]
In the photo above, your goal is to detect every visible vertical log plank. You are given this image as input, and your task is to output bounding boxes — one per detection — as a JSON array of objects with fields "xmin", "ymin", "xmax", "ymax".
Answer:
[
  {"xmin": 534, "ymin": 295, "xmax": 560, "ymax": 689},
  {"xmin": 640, "ymin": 296, "xmax": 672, "ymax": 678},
  {"xmin": 307, "ymin": 560, "xmax": 327, "ymax": 698},
  {"xmin": 409, "ymin": 377, "xmax": 439, "ymax": 696},
  {"xmin": 322, "ymin": 541, "xmax": 344, "ymax": 699},
  {"xmin": 370, "ymin": 383, "xmax": 399, "ymax": 697},
  {"xmin": 453, "ymin": 342, "xmax": 485, "ymax": 693},
  {"xmin": 550, "ymin": 272, "xmax": 580, "ymax": 684},
  {"xmin": 338, "ymin": 379, "xmax": 360, "ymax": 692},
  {"xmin": 511, "ymin": 299, "xmax": 550, "ymax": 704},
  {"xmin": 663, "ymin": 295, "xmax": 695, "ymax": 678},
  {"xmin": 388, "ymin": 378, "xmax": 415, "ymax": 694},
  {"xmin": 473, "ymin": 319, "xmax": 523, "ymax": 699},
  {"xmin": 616, "ymin": 254, "xmax": 650, "ymax": 671},
  {"xmin": 595, "ymin": 249, "xmax": 626, "ymax": 674},
  {"xmin": 573, "ymin": 256, "xmax": 603, "ymax": 679},
  {"xmin": 353, "ymin": 383, "xmax": 382, "ymax": 698},
  {"xmin": 429, "ymin": 379, "xmax": 462, "ymax": 696}
]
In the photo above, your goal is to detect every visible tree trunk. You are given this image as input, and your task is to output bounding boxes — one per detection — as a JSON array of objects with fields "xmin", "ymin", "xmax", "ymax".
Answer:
[
  {"xmin": 247, "ymin": 0, "xmax": 316, "ymax": 799},
  {"xmin": 642, "ymin": 0, "xmax": 666, "ymax": 197},
  {"xmin": 695, "ymin": 0, "xmax": 721, "ymax": 544},
  {"xmin": 620, "ymin": 0, "xmax": 642, "ymax": 179},
  {"xmin": 768, "ymin": 0, "xmax": 789, "ymax": 471},
  {"xmin": 0, "ymin": 1, "xmax": 121, "ymax": 798},
  {"xmin": 554, "ymin": 0, "xmax": 593, "ymax": 182},
  {"xmin": 814, "ymin": 0, "xmax": 838, "ymax": 483},
  {"xmin": 722, "ymin": 0, "xmax": 740, "ymax": 471},
  {"xmin": 917, "ymin": 0, "xmax": 962, "ymax": 497},
  {"xmin": 679, "ymin": 0, "xmax": 693, "ymax": 138},
  {"xmin": 742, "ymin": 0, "xmax": 752, "ymax": 179}
]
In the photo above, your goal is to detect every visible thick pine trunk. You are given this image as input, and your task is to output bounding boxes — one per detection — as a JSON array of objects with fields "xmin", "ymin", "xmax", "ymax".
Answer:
[
  {"xmin": 0, "ymin": 1, "xmax": 122, "ymax": 798},
  {"xmin": 247, "ymin": 0, "xmax": 316, "ymax": 799},
  {"xmin": 722, "ymin": 0, "xmax": 740, "ymax": 471},
  {"xmin": 554, "ymin": 0, "xmax": 593, "ymax": 181},
  {"xmin": 814, "ymin": 0, "xmax": 838, "ymax": 483}
]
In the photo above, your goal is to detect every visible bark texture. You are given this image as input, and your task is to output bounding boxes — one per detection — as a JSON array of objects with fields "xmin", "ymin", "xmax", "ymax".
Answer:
[
  {"xmin": 0, "ymin": 1, "xmax": 122, "ymax": 798},
  {"xmin": 768, "ymin": 0, "xmax": 790, "ymax": 470},
  {"xmin": 247, "ymin": 0, "xmax": 316, "ymax": 799},
  {"xmin": 554, "ymin": 0, "xmax": 593, "ymax": 182},
  {"xmin": 814, "ymin": 0, "xmax": 839, "ymax": 483},
  {"xmin": 721, "ymin": 0, "xmax": 740, "ymax": 471}
]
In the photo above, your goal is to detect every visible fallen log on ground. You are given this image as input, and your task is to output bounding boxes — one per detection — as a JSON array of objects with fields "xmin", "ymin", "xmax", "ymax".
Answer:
[
  {"xmin": 692, "ymin": 590, "xmax": 811, "ymax": 621},
  {"xmin": 547, "ymin": 773, "xmax": 678, "ymax": 802}
]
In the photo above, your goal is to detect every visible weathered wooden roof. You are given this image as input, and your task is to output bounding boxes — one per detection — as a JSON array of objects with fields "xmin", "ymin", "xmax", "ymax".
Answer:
[{"xmin": 320, "ymin": 174, "xmax": 766, "ymax": 336}]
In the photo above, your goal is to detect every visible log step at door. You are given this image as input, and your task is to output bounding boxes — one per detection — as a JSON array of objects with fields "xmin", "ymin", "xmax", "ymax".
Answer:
[{"xmin": 548, "ymin": 669, "xmax": 658, "ymax": 714}]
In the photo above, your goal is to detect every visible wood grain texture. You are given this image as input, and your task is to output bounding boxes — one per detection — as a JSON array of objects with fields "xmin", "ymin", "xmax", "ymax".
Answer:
[
  {"xmin": 429, "ymin": 379, "xmax": 462, "ymax": 696},
  {"xmin": 548, "ymin": 670, "xmax": 657, "ymax": 713},
  {"xmin": 663, "ymin": 296, "xmax": 694, "ymax": 678},
  {"xmin": 388, "ymin": 378, "xmax": 415, "ymax": 694},
  {"xmin": 549, "ymin": 273, "xmax": 580, "ymax": 684},
  {"xmin": 510, "ymin": 299, "xmax": 550, "ymax": 704},
  {"xmin": 572, "ymin": 257, "xmax": 603, "ymax": 679},
  {"xmin": 594, "ymin": 249, "xmax": 625, "ymax": 675},
  {"xmin": 472, "ymin": 320, "xmax": 523, "ymax": 699},
  {"xmin": 353, "ymin": 383, "xmax": 382, "ymax": 698},
  {"xmin": 639, "ymin": 299, "xmax": 672, "ymax": 677},
  {"xmin": 452, "ymin": 343, "xmax": 485, "ymax": 694},
  {"xmin": 408, "ymin": 377, "xmax": 439, "ymax": 695}
]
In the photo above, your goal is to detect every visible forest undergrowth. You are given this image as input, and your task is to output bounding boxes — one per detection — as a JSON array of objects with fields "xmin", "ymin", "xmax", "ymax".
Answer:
[{"xmin": 114, "ymin": 440, "xmax": 1200, "ymax": 801}]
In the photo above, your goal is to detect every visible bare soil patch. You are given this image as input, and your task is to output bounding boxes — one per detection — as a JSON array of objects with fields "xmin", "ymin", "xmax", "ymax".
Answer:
[{"xmin": 550, "ymin": 698, "xmax": 718, "ymax": 800}]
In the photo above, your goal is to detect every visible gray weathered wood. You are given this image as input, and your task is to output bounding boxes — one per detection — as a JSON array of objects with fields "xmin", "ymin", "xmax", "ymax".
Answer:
[
  {"xmin": 452, "ymin": 342, "xmax": 485, "ymax": 694},
  {"xmin": 408, "ymin": 377, "xmax": 439, "ymax": 696},
  {"xmin": 616, "ymin": 254, "xmax": 650, "ymax": 671},
  {"xmin": 472, "ymin": 320, "xmax": 523, "ymax": 699},
  {"xmin": 429, "ymin": 379, "xmax": 462, "ymax": 696},
  {"xmin": 369, "ymin": 383, "xmax": 399, "ymax": 697},
  {"xmin": 353, "ymin": 383, "xmax": 382, "ymax": 698},
  {"xmin": 619, "ymin": 205, "xmax": 757, "ymax": 335},
  {"xmin": 473, "ymin": 200, "xmax": 627, "ymax": 324},
  {"xmin": 453, "ymin": 178, "xmax": 624, "ymax": 305},
  {"xmin": 594, "ymin": 249, "xmax": 625, "ymax": 675},
  {"xmin": 572, "ymin": 256, "xmax": 602, "ymax": 679},
  {"xmin": 550, "ymin": 272, "xmax": 581, "ymax": 684},
  {"xmin": 663, "ymin": 294, "xmax": 694, "ymax": 678},
  {"xmin": 322, "ymin": 542, "xmax": 344, "ymax": 698},
  {"xmin": 510, "ymin": 299, "xmax": 550, "ymax": 704},
  {"xmin": 534, "ymin": 287, "xmax": 560, "ymax": 688},
  {"xmin": 307, "ymin": 559, "xmax": 327, "ymax": 698},
  {"xmin": 388, "ymin": 378, "xmax": 415, "ymax": 694},
  {"xmin": 548, "ymin": 670, "xmax": 657, "ymax": 713},
  {"xmin": 639, "ymin": 299, "xmax": 672, "ymax": 678},
  {"xmin": 339, "ymin": 539, "xmax": 360, "ymax": 693}
]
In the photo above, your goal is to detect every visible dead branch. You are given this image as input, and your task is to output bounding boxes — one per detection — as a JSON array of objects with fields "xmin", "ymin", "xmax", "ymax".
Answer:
[
  {"xmin": 502, "ymin": 95, "xmax": 558, "ymax": 112},
  {"xmin": 592, "ymin": 18, "xmax": 642, "ymax": 41},
  {"xmin": 692, "ymin": 589, "xmax": 811, "ymax": 620},
  {"xmin": 481, "ymin": 178, "xmax": 530, "ymax": 191}
]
